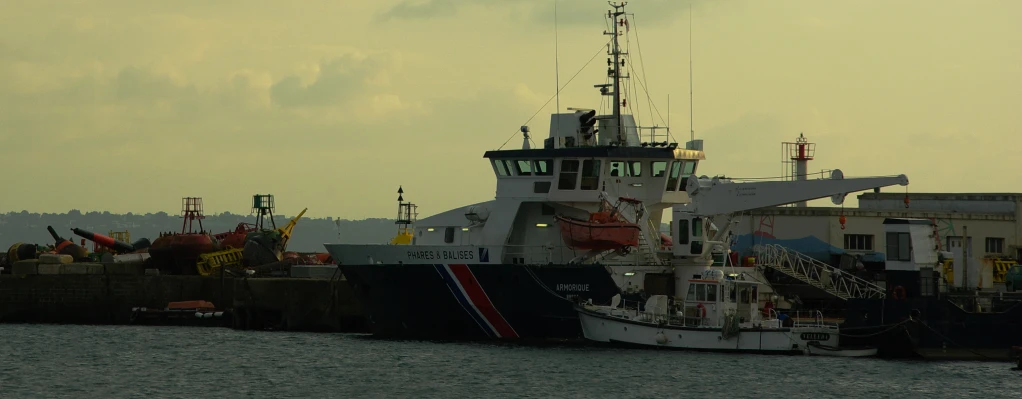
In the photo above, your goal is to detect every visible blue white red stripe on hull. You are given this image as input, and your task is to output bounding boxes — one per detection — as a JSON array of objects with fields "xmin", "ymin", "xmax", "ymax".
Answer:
[{"xmin": 434, "ymin": 263, "xmax": 519, "ymax": 338}]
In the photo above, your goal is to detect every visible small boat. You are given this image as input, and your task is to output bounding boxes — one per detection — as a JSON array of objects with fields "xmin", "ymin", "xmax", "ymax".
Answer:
[
  {"xmin": 129, "ymin": 300, "xmax": 232, "ymax": 327},
  {"xmin": 555, "ymin": 194, "xmax": 644, "ymax": 251},
  {"xmin": 577, "ymin": 269, "xmax": 852, "ymax": 355},
  {"xmin": 806, "ymin": 343, "xmax": 878, "ymax": 358}
]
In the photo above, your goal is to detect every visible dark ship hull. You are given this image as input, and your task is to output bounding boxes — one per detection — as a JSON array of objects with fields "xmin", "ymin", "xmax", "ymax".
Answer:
[
  {"xmin": 340, "ymin": 263, "xmax": 623, "ymax": 340},
  {"xmin": 841, "ymin": 295, "xmax": 1022, "ymax": 359}
]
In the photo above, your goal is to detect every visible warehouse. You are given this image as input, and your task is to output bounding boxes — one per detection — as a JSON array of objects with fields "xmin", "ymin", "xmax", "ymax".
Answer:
[{"xmin": 731, "ymin": 192, "xmax": 1021, "ymax": 266}]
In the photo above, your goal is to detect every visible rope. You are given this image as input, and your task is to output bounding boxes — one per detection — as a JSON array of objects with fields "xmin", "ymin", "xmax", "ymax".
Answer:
[
  {"xmin": 918, "ymin": 320, "xmax": 998, "ymax": 360},
  {"xmin": 497, "ymin": 39, "xmax": 612, "ymax": 150},
  {"xmin": 838, "ymin": 319, "xmax": 911, "ymax": 337}
]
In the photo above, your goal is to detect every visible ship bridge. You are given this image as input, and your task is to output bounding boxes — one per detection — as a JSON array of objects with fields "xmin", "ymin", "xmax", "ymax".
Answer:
[{"xmin": 484, "ymin": 112, "xmax": 705, "ymax": 208}]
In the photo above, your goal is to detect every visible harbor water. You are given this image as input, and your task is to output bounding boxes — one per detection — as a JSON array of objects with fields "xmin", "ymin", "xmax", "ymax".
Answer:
[{"xmin": 0, "ymin": 324, "xmax": 1016, "ymax": 398}]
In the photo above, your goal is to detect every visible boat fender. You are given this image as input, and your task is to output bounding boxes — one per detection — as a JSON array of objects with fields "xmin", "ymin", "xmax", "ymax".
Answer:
[
  {"xmin": 696, "ymin": 303, "xmax": 707, "ymax": 318},
  {"xmin": 892, "ymin": 285, "xmax": 906, "ymax": 300},
  {"xmin": 655, "ymin": 332, "xmax": 668, "ymax": 345}
]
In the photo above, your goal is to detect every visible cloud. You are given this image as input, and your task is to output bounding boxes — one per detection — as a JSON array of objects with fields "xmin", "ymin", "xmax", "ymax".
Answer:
[
  {"xmin": 269, "ymin": 52, "xmax": 400, "ymax": 108},
  {"xmin": 378, "ymin": 0, "xmax": 704, "ymax": 27}
]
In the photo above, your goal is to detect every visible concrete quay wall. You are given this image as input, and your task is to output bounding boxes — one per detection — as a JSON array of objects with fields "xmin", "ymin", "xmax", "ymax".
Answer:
[{"xmin": 0, "ymin": 262, "xmax": 366, "ymax": 332}]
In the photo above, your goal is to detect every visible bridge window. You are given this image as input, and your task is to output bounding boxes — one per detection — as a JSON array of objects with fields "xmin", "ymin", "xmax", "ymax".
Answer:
[
  {"xmin": 515, "ymin": 160, "xmax": 532, "ymax": 176},
  {"xmin": 580, "ymin": 160, "xmax": 601, "ymax": 190},
  {"xmin": 493, "ymin": 160, "xmax": 509, "ymax": 176},
  {"xmin": 558, "ymin": 160, "xmax": 579, "ymax": 190},
  {"xmin": 666, "ymin": 161, "xmax": 682, "ymax": 191},
  {"xmin": 886, "ymin": 232, "xmax": 911, "ymax": 261},
  {"xmin": 844, "ymin": 234, "xmax": 874, "ymax": 251},
  {"xmin": 695, "ymin": 283, "xmax": 706, "ymax": 301},
  {"xmin": 651, "ymin": 161, "xmax": 668, "ymax": 177},
  {"xmin": 986, "ymin": 237, "xmax": 1005, "ymax": 254},
  {"xmin": 534, "ymin": 159, "xmax": 553, "ymax": 176},
  {"xmin": 706, "ymin": 284, "xmax": 718, "ymax": 302},
  {"xmin": 444, "ymin": 227, "xmax": 455, "ymax": 243}
]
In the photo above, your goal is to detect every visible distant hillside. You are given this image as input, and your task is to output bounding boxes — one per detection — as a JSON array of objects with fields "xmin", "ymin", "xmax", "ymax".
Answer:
[{"xmin": 0, "ymin": 210, "xmax": 398, "ymax": 253}]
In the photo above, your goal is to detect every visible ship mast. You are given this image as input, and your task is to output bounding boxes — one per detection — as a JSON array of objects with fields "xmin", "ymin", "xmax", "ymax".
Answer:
[{"xmin": 607, "ymin": 2, "xmax": 627, "ymax": 145}]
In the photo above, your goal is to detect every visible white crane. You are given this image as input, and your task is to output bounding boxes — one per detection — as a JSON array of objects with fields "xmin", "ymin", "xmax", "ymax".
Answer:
[{"xmin": 671, "ymin": 170, "xmax": 909, "ymax": 260}]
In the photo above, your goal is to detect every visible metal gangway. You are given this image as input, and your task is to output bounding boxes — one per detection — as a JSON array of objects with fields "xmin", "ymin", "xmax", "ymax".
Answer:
[{"xmin": 751, "ymin": 244, "xmax": 886, "ymax": 300}]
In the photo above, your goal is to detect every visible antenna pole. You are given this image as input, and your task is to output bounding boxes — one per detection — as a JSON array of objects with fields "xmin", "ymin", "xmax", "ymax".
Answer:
[
  {"xmin": 688, "ymin": 3, "xmax": 694, "ymax": 142},
  {"xmin": 554, "ymin": 0, "xmax": 560, "ymax": 114},
  {"xmin": 609, "ymin": 2, "xmax": 627, "ymax": 145}
]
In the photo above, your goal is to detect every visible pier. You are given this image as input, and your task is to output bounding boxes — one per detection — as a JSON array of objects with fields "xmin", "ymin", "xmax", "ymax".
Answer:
[{"xmin": 0, "ymin": 261, "xmax": 367, "ymax": 332}]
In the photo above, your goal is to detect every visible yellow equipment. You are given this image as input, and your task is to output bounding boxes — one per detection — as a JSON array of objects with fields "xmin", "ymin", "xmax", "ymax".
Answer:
[
  {"xmin": 993, "ymin": 259, "xmax": 1014, "ymax": 283},
  {"xmin": 941, "ymin": 259, "xmax": 954, "ymax": 286},
  {"xmin": 275, "ymin": 208, "xmax": 306, "ymax": 256},
  {"xmin": 196, "ymin": 247, "xmax": 245, "ymax": 276}
]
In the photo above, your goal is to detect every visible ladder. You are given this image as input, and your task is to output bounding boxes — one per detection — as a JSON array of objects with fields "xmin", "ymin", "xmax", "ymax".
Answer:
[
  {"xmin": 752, "ymin": 244, "xmax": 886, "ymax": 300},
  {"xmin": 196, "ymin": 248, "xmax": 245, "ymax": 276}
]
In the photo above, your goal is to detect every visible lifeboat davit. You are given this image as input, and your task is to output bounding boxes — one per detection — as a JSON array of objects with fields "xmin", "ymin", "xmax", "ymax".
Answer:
[{"xmin": 555, "ymin": 196, "xmax": 644, "ymax": 251}]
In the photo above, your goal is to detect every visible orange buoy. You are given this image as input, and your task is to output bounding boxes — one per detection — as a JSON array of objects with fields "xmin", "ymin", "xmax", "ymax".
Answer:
[
  {"xmin": 904, "ymin": 195, "xmax": 911, "ymax": 208},
  {"xmin": 839, "ymin": 214, "xmax": 847, "ymax": 230}
]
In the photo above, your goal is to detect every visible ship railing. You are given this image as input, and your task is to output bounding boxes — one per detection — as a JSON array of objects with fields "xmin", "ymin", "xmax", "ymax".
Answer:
[
  {"xmin": 752, "ymin": 244, "xmax": 887, "ymax": 300},
  {"xmin": 501, "ymin": 244, "xmax": 666, "ymax": 266}
]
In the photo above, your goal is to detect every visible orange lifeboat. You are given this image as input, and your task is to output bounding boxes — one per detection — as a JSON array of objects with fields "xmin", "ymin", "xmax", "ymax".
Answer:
[{"xmin": 555, "ymin": 196, "xmax": 643, "ymax": 251}]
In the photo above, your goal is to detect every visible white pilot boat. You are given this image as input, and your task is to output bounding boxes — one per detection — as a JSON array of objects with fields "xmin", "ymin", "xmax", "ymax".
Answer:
[{"xmin": 577, "ymin": 269, "xmax": 876, "ymax": 357}]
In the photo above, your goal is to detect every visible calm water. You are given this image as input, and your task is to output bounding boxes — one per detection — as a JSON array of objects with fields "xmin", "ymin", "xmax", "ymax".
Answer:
[{"xmin": 0, "ymin": 324, "xmax": 1017, "ymax": 398}]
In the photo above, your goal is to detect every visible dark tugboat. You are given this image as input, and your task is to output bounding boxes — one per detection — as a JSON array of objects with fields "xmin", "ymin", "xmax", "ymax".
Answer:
[{"xmin": 148, "ymin": 197, "xmax": 219, "ymax": 275}]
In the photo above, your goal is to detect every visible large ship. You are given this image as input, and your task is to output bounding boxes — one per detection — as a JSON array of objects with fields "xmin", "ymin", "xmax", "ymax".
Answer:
[{"xmin": 325, "ymin": 3, "xmax": 912, "ymax": 341}]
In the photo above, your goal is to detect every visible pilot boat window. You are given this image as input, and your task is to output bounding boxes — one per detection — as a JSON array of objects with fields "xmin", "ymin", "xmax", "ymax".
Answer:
[
  {"xmin": 651, "ymin": 161, "xmax": 667, "ymax": 177},
  {"xmin": 494, "ymin": 160, "xmax": 510, "ymax": 176},
  {"xmin": 666, "ymin": 161, "xmax": 682, "ymax": 191},
  {"xmin": 695, "ymin": 283, "xmax": 706, "ymax": 301},
  {"xmin": 534, "ymin": 160, "xmax": 553, "ymax": 176},
  {"xmin": 706, "ymin": 284, "xmax": 718, "ymax": 302},
  {"xmin": 686, "ymin": 283, "xmax": 696, "ymax": 301},
  {"xmin": 515, "ymin": 160, "xmax": 532, "ymax": 176},
  {"xmin": 609, "ymin": 161, "xmax": 624, "ymax": 177},
  {"xmin": 580, "ymin": 160, "xmax": 601, "ymax": 190},
  {"xmin": 558, "ymin": 160, "xmax": 579, "ymax": 190},
  {"xmin": 628, "ymin": 161, "xmax": 642, "ymax": 177},
  {"xmin": 677, "ymin": 219, "xmax": 689, "ymax": 245},
  {"xmin": 609, "ymin": 161, "xmax": 642, "ymax": 177},
  {"xmin": 684, "ymin": 160, "xmax": 697, "ymax": 176}
]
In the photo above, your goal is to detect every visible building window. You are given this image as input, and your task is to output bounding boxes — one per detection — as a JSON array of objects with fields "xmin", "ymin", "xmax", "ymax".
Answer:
[
  {"xmin": 444, "ymin": 227, "xmax": 455, "ymax": 243},
  {"xmin": 985, "ymin": 237, "xmax": 1005, "ymax": 254},
  {"xmin": 919, "ymin": 268, "xmax": 935, "ymax": 297},
  {"xmin": 886, "ymin": 232, "xmax": 911, "ymax": 261},
  {"xmin": 844, "ymin": 234, "xmax": 874, "ymax": 251},
  {"xmin": 580, "ymin": 160, "xmax": 601, "ymax": 190},
  {"xmin": 558, "ymin": 160, "xmax": 579, "ymax": 190}
]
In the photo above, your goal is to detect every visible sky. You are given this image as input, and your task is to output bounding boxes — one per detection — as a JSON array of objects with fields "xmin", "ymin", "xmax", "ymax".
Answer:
[{"xmin": 1, "ymin": 0, "xmax": 1019, "ymax": 220}]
